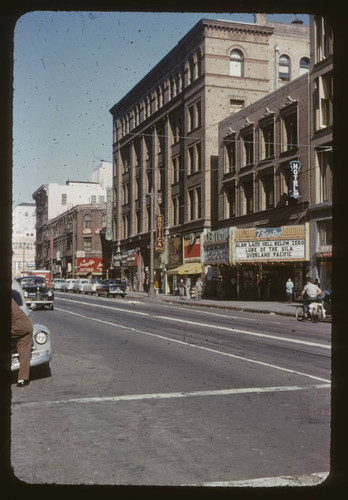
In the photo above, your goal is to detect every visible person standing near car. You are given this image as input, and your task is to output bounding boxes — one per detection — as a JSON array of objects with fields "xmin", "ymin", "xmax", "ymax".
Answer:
[{"xmin": 11, "ymin": 298, "xmax": 33, "ymax": 387}]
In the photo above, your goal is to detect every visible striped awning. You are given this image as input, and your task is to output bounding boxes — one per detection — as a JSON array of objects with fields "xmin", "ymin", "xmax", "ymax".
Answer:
[{"xmin": 166, "ymin": 262, "xmax": 202, "ymax": 275}]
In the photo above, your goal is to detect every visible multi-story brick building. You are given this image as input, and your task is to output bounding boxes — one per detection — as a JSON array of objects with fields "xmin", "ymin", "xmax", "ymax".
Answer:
[
  {"xmin": 215, "ymin": 74, "xmax": 310, "ymax": 299},
  {"xmin": 109, "ymin": 14, "xmax": 310, "ymax": 292},
  {"xmin": 36, "ymin": 204, "xmax": 111, "ymax": 278},
  {"xmin": 308, "ymin": 16, "xmax": 333, "ymax": 290}
]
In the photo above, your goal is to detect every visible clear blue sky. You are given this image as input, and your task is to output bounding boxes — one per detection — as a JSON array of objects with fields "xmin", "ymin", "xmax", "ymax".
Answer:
[{"xmin": 13, "ymin": 11, "xmax": 309, "ymax": 207}]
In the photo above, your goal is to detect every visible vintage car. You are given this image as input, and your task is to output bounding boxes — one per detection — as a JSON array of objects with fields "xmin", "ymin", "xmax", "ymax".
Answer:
[
  {"xmin": 108, "ymin": 279, "xmax": 128, "ymax": 298},
  {"xmin": 96, "ymin": 279, "xmax": 128, "ymax": 298},
  {"xmin": 72, "ymin": 279, "xmax": 90, "ymax": 293},
  {"xmin": 51, "ymin": 278, "xmax": 66, "ymax": 290},
  {"xmin": 11, "ymin": 279, "xmax": 52, "ymax": 376},
  {"xmin": 60, "ymin": 279, "xmax": 77, "ymax": 292},
  {"xmin": 82, "ymin": 279, "xmax": 103, "ymax": 295},
  {"xmin": 17, "ymin": 275, "xmax": 54, "ymax": 310}
]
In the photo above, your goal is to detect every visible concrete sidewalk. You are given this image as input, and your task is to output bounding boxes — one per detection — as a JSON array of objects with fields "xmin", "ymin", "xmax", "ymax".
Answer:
[{"xmin": 126, "ymin": 291, "xmax": 300, "ymax": 317}]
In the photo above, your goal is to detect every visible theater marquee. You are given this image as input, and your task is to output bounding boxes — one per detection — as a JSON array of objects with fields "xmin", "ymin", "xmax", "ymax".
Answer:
[{"xmin": 233, "ymin": 224, "xmax": 309, "ymax": 263}]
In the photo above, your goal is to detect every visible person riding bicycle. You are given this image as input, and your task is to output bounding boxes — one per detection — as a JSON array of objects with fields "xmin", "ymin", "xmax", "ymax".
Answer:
[{"xmin": 301, "ymin": 278, "xmax": 322, "ymax": 316}]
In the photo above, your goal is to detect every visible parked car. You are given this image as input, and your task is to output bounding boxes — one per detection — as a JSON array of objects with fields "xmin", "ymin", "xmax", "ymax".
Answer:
[
  {"xmin": 11, "ymin": 279, "xmax": 52, "ymax": 376},
  {"xmin": 51, "ymin": 278, "xmax": 66, "ymax": 290},
  {"xmin": 108, "ymin": 279, "xmax": 128, "ymax": 298},
  {"xmin": 16, "ymin": 276, "xmax": 54, "ymax": 310},
  {"xmin": 96, "ymin": 279, "xmax": 128, "ymax": 298},
  {"xmin": 60, "ymin": 279, "xmax": 78, "ymax": 292},
  {"xmin": 82, "ymin": 279, "xmax": 103, "ymax": 295},
  {"xmin": 73, "ymin": 279, "xmax": 90, "ymax": 293}
]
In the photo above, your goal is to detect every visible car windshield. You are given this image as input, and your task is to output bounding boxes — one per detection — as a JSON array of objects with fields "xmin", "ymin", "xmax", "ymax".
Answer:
[{"xmin": 21, "ymin": 277, "xmax": 45, "ymax": 286}]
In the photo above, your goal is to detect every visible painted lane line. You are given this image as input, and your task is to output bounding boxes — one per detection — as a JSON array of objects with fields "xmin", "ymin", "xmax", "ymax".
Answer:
[
  {"xmin": 157, "ymin": 316, "xmax": 330, "ymax": 349},
  {"xmin": 56, "ymin": 299, "xmax": 329, "ymax": 350},
  {"xmin": 54, "ymin": 307, "xmax": 331, "ymax": 383},
  {"xmin": 13, "ymin": 383, "xmax": 330, "ymax": 408}
]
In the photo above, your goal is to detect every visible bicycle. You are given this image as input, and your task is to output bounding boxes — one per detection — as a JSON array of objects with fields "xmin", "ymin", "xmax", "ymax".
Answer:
[{"xmin": 295, "ymin": 300, "xmax": 326, "ymax": 323}]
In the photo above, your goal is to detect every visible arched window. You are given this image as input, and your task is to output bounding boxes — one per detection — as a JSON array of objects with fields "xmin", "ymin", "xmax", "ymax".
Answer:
[
  {"xmin": 230, "ymin": 49, "xmax": 243, "ymax": 77},
  {"xmin": 299, "ymin": 57, "xmax": 310, "ymax": 75},
  {"xmin": 279, "ymin": 55, "xmax": 291, "ymax": 81}
]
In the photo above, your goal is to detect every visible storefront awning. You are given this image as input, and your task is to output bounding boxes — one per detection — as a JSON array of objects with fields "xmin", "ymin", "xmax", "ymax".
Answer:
[{"xmin": 167, "ymin": 262, "xmax": 202, "ymax": 275}]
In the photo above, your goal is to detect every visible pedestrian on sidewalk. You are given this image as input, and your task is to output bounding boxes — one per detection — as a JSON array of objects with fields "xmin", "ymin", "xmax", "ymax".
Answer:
[
  {"xmin": 195, "ymin": 277, "xmax": 202, "ymax": 300},
  {"xmin": 185, "ymin": 276, "xmax": 191, "ymax": 300},
  {"xmin": 179, "ymin": 278, "xmax": 185, "ymax": 299},
  {"xmin": 11, "ymin": 298, "xmax": 33, "ymax": 387},
  {"xmin": 286, "ymin": 278, "xmax": 294, "ymax": 303}
]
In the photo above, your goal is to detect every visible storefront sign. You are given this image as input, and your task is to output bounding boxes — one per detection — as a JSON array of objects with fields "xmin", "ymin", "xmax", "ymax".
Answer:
[
  {"xmin": 203, "ymin": 228, "xmax": 231, "ymax": 265},
  {"xmin": 184, "ymin": 232, "xmax": 201, "ymax": 262},
  {"xmin": 76, "ymin": 257, "xmax": 104, "ymax": 273},
  {"xmin": 127, "ymin": 249, "xmax": 138, "ymax": 267},
  {"xmin": 289, "ymin": 161, "xmax": 301, "ymax": 199},
  {"xmin": 168, "ymin": 236, "xmax": 182, "ymax": 267},
  {"xmin": 155, "ymin": 214, "xmax": 165, "ymax": 252}
]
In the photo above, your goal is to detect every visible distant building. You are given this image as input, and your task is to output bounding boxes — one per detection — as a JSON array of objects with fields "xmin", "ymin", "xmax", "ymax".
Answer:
[
  {"xmin": 89, "ymin": 160, "xmax": 113, "ymax": 188},
  {"xmin": 12, "ymin": 202, "xmax": 36, "ymax": 276},
  {"xmin": 35, "ymin": 203, "xmax": 111, "ymax": 278}
]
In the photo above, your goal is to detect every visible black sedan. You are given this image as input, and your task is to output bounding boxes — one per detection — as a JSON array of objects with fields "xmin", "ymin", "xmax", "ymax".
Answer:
[
  {"xmin": 95, "ymin": 279, "xmax": 128, "ymax": 298},
  {"xmin": 16, "ymin": 276, "xmax": 54, "ymax": 310}
]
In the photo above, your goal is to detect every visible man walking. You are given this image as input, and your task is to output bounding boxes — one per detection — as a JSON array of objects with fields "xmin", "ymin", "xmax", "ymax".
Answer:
[
  {"xmin": 11, "ymin": 298, "xmax": 33, "ymax": 387},
  {"xmin": 195, "ymin": 277, "xmax": 203, "ymax": 300},
  {"xmin": 185, "ymin": 276, "xmax": 191, "ymax": 300}
]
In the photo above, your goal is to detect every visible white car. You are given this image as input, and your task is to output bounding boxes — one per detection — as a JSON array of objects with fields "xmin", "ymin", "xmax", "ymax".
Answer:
[
  {"xmin": 11, "ymin": 279, "xmax": 52, "ymax": 376},
  {"xmin": 51, "ymin": 278, "xmax": 66, "ymax": 290},
  {"xmin": 82, "ymin": 279, "xmax": 103, "ymax": 295},
  {"xmin": 60, "ymin": 279, "xmax": 77, "ymax": 292},
  {"xmin": 73, "ymin": 279, "xmax": 89, "ymax": 293}
]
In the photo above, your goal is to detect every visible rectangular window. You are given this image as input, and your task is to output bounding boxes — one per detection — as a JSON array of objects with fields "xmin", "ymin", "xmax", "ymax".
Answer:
[
  {"xmin": 188, "ymin": 189, "xmax": 194, "ymax": 221},
  {"xmin": 61, "ymin": 193, "xmax": 67, "ymax": 205},
  {"xmin": 282, "ymin": 112, "xmax": 297, "ymax": 151},
  {"xmin": 188, "ymin": 100, "xmax": 201, "ymax": 132},
  {"xmin": 172, "ymin": 196, "xmax": 180, "ymax": 226},
  {"xmin": 91, "ymin": 195, "xmax": 97, "ymax": 204},
  {"xmin": 242, "ymin": 131, "xmax": 254, "ymax": 166},
  {"xmin": 317, "ymin": 219, "xmax": 332, "ymax": 247},
  {"xmin": 99, "ymin": 196, "xmax": 105, "ymax": 203},
  {"xmin": 320, "ymin": 74, "xmax": 333, "ymax": 128},
  {"xmin": 261, "ymin": 123, "xmax": 274, "ymax": 159},
  {"xmin": 262, "ymin": 174, "xmax": 275, "ymax": 209},
  {"xmin": 318, "ymin": 150, "xmax": 332, "ymax": 202},
  {"xmin": 196, "ymin": 186, "xmax": 201, "ymax": 219},
  {"xmin": 243, "ymin": 180, "xmax": 254, "ymax": 214},
  {"xmin": 225, "ymin": 137, "xmax": 236, "ymax": 172},
  {"xmin": 225, "ymin": 183, "xmax": 236, "ymax": 218},
  {"xmin": 230, "ymin": 99, "xmax": 244, "ymax": 115},
  {"xmin": 84, "ymin": 237, "xmax": 92, "ymax": 253}
]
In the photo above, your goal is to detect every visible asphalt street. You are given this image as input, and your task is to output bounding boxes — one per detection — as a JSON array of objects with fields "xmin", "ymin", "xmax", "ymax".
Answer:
[{"xmin": 10, "ymin": 292, "xmax": 331, "ymax": 486}]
